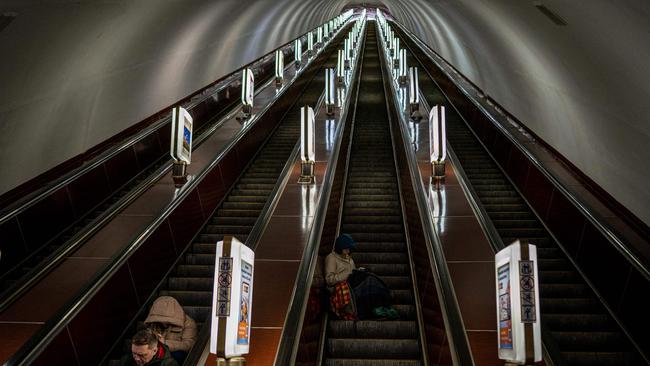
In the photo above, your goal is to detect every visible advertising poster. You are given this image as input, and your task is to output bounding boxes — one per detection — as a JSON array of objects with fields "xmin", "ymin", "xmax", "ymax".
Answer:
[
  {"xmin": 237, "ymin": 260, "xmax": 253, "ymax": 345},
  {"xmin": 498, "ymin": 263, "xmax": 513, "ymax": 350},
  {"xmin": 183, "ymin": 122, "xmax": 191, "ymax": 154}
]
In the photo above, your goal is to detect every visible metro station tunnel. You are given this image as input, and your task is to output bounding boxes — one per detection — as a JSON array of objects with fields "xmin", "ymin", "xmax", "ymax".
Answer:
[{"xmin": 0, "ymin": 2, "xmax": 648, "ymax": 366}]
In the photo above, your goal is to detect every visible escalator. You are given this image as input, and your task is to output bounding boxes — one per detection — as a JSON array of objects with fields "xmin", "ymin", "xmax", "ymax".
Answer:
[
  {"xmin": 102, "ymin": 33, "xmax": 349, "ymax": 366},
  {"xmin": 322, "ymin": 23, "xmax": 423, "ymax": 366},
  {"xmin": 406, "ymin": 38, "xmax": 645, "ymax": 366},
  {"xmin": 0, "ymin": 69, "xmax": 267, "ymax": 305}
]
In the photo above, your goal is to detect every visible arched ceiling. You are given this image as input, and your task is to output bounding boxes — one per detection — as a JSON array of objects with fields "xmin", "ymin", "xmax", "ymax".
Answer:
[{"xmin": 0, "ymin": 0, "xmax": 648, "ymax": 223}]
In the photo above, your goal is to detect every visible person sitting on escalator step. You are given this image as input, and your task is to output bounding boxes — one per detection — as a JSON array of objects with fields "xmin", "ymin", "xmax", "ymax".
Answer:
[
  {"xmin": 144, "ymin": 296, "xmax": 197, "ymax": 365},
  {"xmin": 119, "ymin": 328, "xmax": 178, "ymax": 366},
  {"xmin": 324, "ymin": 234, "xmax": 358, "ymax": 320}
]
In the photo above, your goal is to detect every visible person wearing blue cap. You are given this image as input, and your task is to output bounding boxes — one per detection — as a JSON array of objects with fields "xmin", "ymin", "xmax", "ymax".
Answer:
[{"xmin": 324, "ymin": 234, "xmax": 358, "ymax": 319}]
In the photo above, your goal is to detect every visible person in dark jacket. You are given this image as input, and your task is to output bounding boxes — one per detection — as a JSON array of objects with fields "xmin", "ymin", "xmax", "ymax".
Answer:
[{"xmin": 119, "ymin": 328, "xmax": 179, "ymax": 366}]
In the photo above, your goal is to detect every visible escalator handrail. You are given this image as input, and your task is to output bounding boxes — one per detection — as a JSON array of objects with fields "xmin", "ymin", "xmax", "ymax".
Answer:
[
  {"xmin": 273, "ymin": 17, "xmax": 368, "ymax": 366},
  {"xmin": 0, "ymin": 23, "xmax": 312, "ymax": 226},
  {"xmin": 0, "ymin": 34, "xmax": 320, "ymax": 314},
  {"xmin": 2, "ymin": 36, "xmax": 335, "ymax": 365},
  {"xmin": 389, "ymin": 20, "xmax": 650, "ymax": 281},
  {"xmin": 377, "ymin": 24, "xmax": 475, "ymax": 366}
]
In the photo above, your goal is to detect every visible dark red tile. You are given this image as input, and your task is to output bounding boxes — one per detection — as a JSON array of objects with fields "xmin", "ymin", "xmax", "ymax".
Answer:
[
  {"xmin": 18, "ymin": 186, "xmax": 75, "ymax": 251},
  {"xmin": 104, "ymin": 147, "xmax": 139, "ymax": 192},
  {"xmin": 273, "ymin": 184, "xmax": 321, "ymax": 216},
  {"xmin": 197, "ymin": 168, "xmax": 226, "ymax": 218},
  {"xmin": 618, "ymin": 270, "xmax": 650, "ymax": 344},
  {"xmin": 428, "ymin": 185, "xmax": 474, "ymax": 217},
  {"xmin": 545, "ymin": 191, "xmax": 586, "ymax": 256},
  {"xmin": 71, "ymin": 215, "xmax": 153, "ymax": 258},
  {"xmin": 256, "ymin": 216, "xmax": 312, "ymax": 260},
  {"xmin": 505, "ymin": 148, "xmax": 530, "ymax": 191},
  {"xmin": 0, "ymin": 218, "xmax": 27, "ymax": 276},
  {"xmin": 467, "ymin": 331, "xmax": 500, "ymax": 366},
  {"xmin": 0, "ymin": 323, "xmax": 42, "ymax": 364},
  {"xmin": 68, "ymin": 265, "xmax": 139, "ymax": 366},
  {"xmin": 133, "ymin": 132, "xmax": 163, "ymax": 170},
  {"xmin": 438, "ymin": 217, "xmax": 494, "ymax": 261},
  {"xmin": 576, "ymin": 224, "xmax": 631, "ymax": 306},
  {"xmin": 67, "ymin": 165, "xmax": 111, "ymax": 218},
  {"xmin": 218, "ymin": 149, "xmax": 243, "ymax": 192},
  {"xmin": 122, "ymin": 181, "xmax": 175, "ymax": 216},
  {"xmin": 247, "ymin": 328, "xmax": 282, "ymax": 366},
  {"xmin": 490, "ymin": 133, "xmax": 511, "ymax": 169},
  {"xmin": 523, "ymin": 167, "xmax": 554, "ymax": 220},
  {"xmin": 157, "ymin": 124, "xmax": 172, "ymax": 155},
  {"xmin": 31, "ymin": 327, "xmax": 79, "ymax": 366},
  {"xmin": 128, "ymin": 220, "xmax": 176, "ymax": 304},
  {"xmin": 169, "ymin": 189, "xmax": 205, "ymax": 253},
  {"xmin": 0, "ymin": 258, "xmax": 109, "ymax": 323},
  {"xmin": 448, "ymin": 262, "xmax": 496, "ymax": 330},
  {"xmin": 250, "ymin": 260, "xmax": 299, "ymax": 327}
]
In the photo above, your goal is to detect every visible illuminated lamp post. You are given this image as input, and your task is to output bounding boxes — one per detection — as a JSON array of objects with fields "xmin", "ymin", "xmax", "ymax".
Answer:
[
  {"xmin": 337, "ymin": 50, "xmax": 345, "ymax": 85},
  {"xmin": 430, "ymin": 105, "xmax": 446, "ymax": 180},
  {"xmin": 325, "ymin": 68, "xmax": 335, "ymax": 115},
  {"xmin": 294, "ymin": 39, "xmax": 302, "ymax": 68},
  {"xmin": 240, "ymin": 68, "xmax": 254, "ymax": 119},
  {"xmin": 409, "ymin": 67, "xmax": 421, "ymax": 119},
  {"xmin": 275, "ymin": 50, "xmax": 284, "ymax": 86},
  {"xmin": 298, "ymin": 106, "xmax": 316, "ymax": 184}
]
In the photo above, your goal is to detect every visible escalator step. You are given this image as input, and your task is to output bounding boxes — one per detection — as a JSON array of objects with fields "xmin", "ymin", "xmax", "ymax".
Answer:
[
  {"xmin": 327, "ymin": 338, "xmax": 420, "ymax": 359},
  {"xmin": 551, "ymin": 331, "xmax": 628, "ymax": 350},
  {"xmin": 353, "ymin": 252, "xmax": 409, "ymax": 264},
  {"xmin": 167, "ymin": 277, "xmax": 213, "ymax": 291},
  {"xmin": 328, "ymin": 320, "xmax": 418, "ymax": 339},
  {"xmin": 324, "ymin": 359, "xmax": 422, "ymax": 366}
]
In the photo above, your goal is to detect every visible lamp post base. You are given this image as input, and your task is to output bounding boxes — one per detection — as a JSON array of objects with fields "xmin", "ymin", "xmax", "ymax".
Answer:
[
  {"xmin": 432, "ymin": 161, "xmax": 445, "ymax": 181},
  {"xmin": 326, "ymin": 104, "xmax": 335, "ymax": 116},
  {"xmin": 172, "ymin": 162, "xmax": 188, "ymax": 187},
  {"xmin": 216, "ymin": 357, "xmax": 246, "ymax": 366},
  {"xmin": 298, "ymin": 161, "xmax": 315, "ymax": 184}
]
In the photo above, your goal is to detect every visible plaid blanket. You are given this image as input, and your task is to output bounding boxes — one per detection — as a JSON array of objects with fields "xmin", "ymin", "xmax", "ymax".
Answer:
[{"xmin": 330, "ymin": 281, "xmax": 357, "ymax": 320}]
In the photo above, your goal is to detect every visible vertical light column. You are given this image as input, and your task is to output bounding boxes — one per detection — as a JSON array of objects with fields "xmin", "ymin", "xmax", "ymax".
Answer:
[
  {"xmin": 307, "ymin": 32, "xmax": 314, "ymax": 57},
  {"xmin": 430, "ymin": 105, "xmax": 446, "ymax": 180},
  {"xmin": 240, "ymin": 68, "xmax": 254, "ymax": 118},
  {"xmin": 344, "ymin": 38, "xmax": 351, "ymax": 69},
  {"xmin": 275, "ymin": 50, "xmax": 284, "ymax": 86},
  {"xmin": 399, "ymin": 49, "xmax": 407, "ymax": 84},
  {"xmin": 409, "ymin": 67, "xmax": 420, "ymax": 118},
  {"xmin": 298, "ymin": 106, "xmax": 316, "ymax": 184},
  {"xmin": 393, "ymin": 38, "xmax": 400, "ymax": 68},
  {"xmin": 294, "ymin": 39, "xmax": 302, "ymax": 68},
  {"xmin": 325, "ymin": 68, "xmax": 335, "ymax": 115},
  {"xmin": 317, "ymin": 26, "xmax": 323, "ymax": 48},
  {"xmin": 337, "ymin": 50, "xmax": 345, "ymax": 85}
]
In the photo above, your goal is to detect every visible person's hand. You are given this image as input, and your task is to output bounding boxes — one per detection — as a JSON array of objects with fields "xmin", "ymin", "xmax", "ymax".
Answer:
[{"xmin": 357, "ymin": 267, "xmax": 367, "ymax": 271}]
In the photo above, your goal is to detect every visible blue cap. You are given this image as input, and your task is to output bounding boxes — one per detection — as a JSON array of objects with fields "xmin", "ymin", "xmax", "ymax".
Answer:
[{"xmin": 334, "ymin": 234, "xmax": 356, "ymax": 253}]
